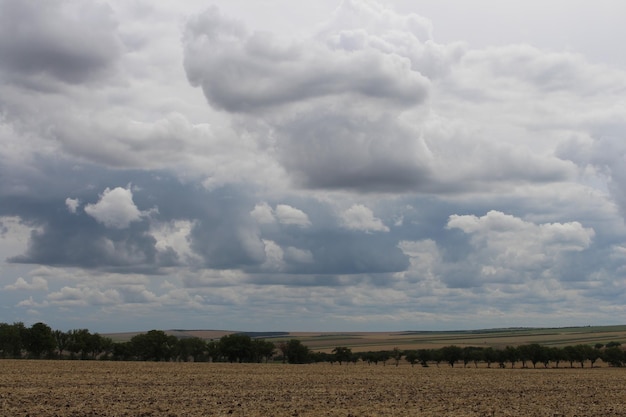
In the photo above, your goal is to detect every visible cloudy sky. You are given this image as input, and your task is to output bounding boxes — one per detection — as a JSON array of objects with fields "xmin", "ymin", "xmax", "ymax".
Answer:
[{"xmin": 1, "ymin": 0, "xmax": 625, "ymax": 333}]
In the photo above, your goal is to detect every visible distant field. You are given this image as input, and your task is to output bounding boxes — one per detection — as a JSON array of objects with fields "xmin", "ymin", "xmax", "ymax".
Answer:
[
  {"xmin": 104, "ymin": 325, "xmax": 626, "ymax": 352},
  {"xmin": 3, "ymin": 360, "xmax": 626, "ymax": 416},
  {"xmin": 291, "ymin": 325, "xmax": 626, "ymax": 352}
]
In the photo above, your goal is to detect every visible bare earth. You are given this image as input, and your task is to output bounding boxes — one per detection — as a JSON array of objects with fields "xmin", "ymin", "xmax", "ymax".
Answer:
[{"xmin": 1, "ymin": 360, "xmax": 626, "ymax": 417}]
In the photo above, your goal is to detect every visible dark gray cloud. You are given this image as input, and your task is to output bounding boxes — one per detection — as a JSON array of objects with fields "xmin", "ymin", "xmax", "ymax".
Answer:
[
  {"xmin": 275, "ymin": 109, "xmax": 432, "ymax": 191},
  {"xmin": 0, "ymin": 0, "xmax": 123, "ymax": 86},
  {"xmin": 1, "ymin": 159, "xmax": 411, "ymax": 275}
]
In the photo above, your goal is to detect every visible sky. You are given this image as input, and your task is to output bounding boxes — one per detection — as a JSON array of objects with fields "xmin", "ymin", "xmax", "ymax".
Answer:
[{"xmin": 1, "ymin": 0, "xmax": 626, "ymax": 333}]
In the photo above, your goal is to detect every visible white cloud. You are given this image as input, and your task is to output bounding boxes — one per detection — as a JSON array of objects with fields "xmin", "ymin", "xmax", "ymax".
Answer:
[
  {"xmin": 250, "ymin": 202, "xmax": 276, "ymax": 224},
  {"xmin": 84, "ymin": 186, "xmax": 149, "ymax": 229},
  {"xmin": 275, "ymin": 204, "xmax": 311, "ymax": 227},
  {"xmin": 0, "ymin": 216, "xmax": 36, "ymax": 259},
  {"xmin": 251, "ymin": 202, "xmax": 311, "ymax": 227},
  {"xmin": 4, "ymin": 276, "xmax": 48, "ymax": 291},
  {"xmin": 150, "ymin": 219, "xmax": 198, "ymax": 262},
  {"xmin": 339, "ymin": 204, "xmax": 389, "ymax": 232},
  {"xmin": 65, "ymin": 197, "xmax": 80, "ymax": 213},
  {"xmin": 447, "ymin": 210, "xmax": 595, "ymax": 277},
  {"xmin": 261, "ymin": 239, "xmax": 285, "ymax": 272},
  {"xmin": 47, "ymin": 286, "xmax": 122, "ymax": 307}
]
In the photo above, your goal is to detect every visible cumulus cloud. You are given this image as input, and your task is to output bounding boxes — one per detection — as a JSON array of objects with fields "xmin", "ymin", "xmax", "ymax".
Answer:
[
  {"xmin": 318, "ymin": 0, "xmax": 464, "ymax": 79},
  {"xmin": 150, "ymin": 219, "xmax": 197, "ymax": 263},
  {"xmin": 4, "ymin": 276, "xmax": 48, "ymax": 291},
  {"xmin": 182, "ymin": 3, "xmax": 446, "ymax": 191},
  {"xmin": 251, "ymin": 202, "xmax": 311, "ymax": 227},
  {"xmin": 84, "ymin": 186, "xmax": 149, "ymax": 229},
  {"xmin": 65, "ymin": 198, "xmax": 80, "ymax": 214},
  {"xmin": 47, "ymin": 286, "xmax": 122, "ymax": 307},
  {"xmin": 275, "ymin": 204, "xmax": 311, "ymax": 227},
  {"xmin": 339, "ymin": 204, "xmax": 389, "ymax": 232},
  {"xmin": 183, "ymin": 5, "xmax": 430, "ymax": 113},
  {"xmin": 250, "ymin": 202, "xmax": 276, "ymax": 224},
  {"xmin": 446, "ymin": 210, "xmax": 595, "ymax": 283}
]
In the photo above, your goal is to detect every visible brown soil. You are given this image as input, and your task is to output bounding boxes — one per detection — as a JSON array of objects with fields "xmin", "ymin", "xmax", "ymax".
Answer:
[{"xmin": 1, "ymin": 360, "xmax": 625, "ymax": 416}]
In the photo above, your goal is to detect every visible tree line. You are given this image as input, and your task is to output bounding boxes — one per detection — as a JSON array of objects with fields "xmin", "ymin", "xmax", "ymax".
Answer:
[{"xmin": 1, "ymin": 322, "xmax": 625, "ymax": 367}]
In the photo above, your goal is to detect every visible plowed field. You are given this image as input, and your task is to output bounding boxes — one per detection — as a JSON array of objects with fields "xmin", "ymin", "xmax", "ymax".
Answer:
[{"xmin": 1, "ymin": 360, "xmax": 625, "ymax": 416}]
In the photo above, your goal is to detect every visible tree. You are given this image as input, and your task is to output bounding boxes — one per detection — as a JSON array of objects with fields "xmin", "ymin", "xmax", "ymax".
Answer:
[
  {"xmin": 392, "ymin": 348, "xmax": 403, "ymax": 367},
  {"xmin": 462, "ymin": 347, "xmax": 482, "ymax": 368},
  {"xmin": 332, "ymin": 346, "xmax": 353, "ymax": 365},
  {"xmin": 440, "ymin": 345, "xmax": 462, "ymax": 367},
  {"xmin": 483, "ymin": 347, "xmax": 497, "ymax": 368},
  {"xmin": 251, "ymin": 339, "xmax": 275, "ymax": 363},
  {"xmin": 284, "ymin": 339, "xmax": 310, "ymax": 364},
  {"xmin": 111, "ymin": 341, "xmax": 133, "ymax": 361},
  {"xmin": 361, "ymin": 351, "xmax": 379, "ymax": 365},
  {"xmin": 549, "ymin": 347, "xmax": 565, "ymax": 368},
  {"xmin": 53, "ymin": 330, "xmax": 69, "ymax": 358},
  {"xmin": 431, "ymin": 349, "xmax": 444, "ymax": 367},
  {"xmin": 505, "ymin": 346, "xmax": 519, "ymax": 368},
  {"xmin": 418, "ymin": 349, "xmax": 432, "ymax": 367},
  {"xmin": 563, "ymin": 345, "xmax": 581, "ymax": 368},
  {"xmin": 526, "ymin": 344, "xmax": 548, "ymax": 369},
  {"xmin": 176, "ymin": 337, "xmax": 207, "ymax": 362},
  {"xmin": 584, "ymin": 345, "xmax": 601, "ymax": 367},
  {"xmin": 130, "ymin": 330, "xmax": 178, "ymax": 361},
  {"xmin": 66, "ymin": 329, "xmax": 94, "ymax": 359},
  {"xmin": 0, "ymin": 322, "xmax": 26, "ymax": 358},
  {"xmin": 378, "ymin": 350, "xmax": 391, "ymax": 366},
  {"xmin": 405, "ymin": 350, "xmax": 419, "ymax": 367},
  {"xmin": 602, "ymin": 346, "xmax": 625, "ymax": 367},
  {"xmin": 219, "ymin": 334, "xmax": 253, "ymax": 363},
  {"xmin": 25, "ymin": 322, "xmax": 56, "ymax": 359},
  {"xmin": 206, "ymin": 340, "xmax": 220, "ymax": 362},
  {"xmin": 517, "ymin": 344, "xmax": 531, "ymax": 368}
]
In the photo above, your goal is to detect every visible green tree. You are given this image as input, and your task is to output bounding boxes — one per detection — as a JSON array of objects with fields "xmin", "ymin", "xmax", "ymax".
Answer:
[
  {"xmin": 251, "ymin": 339, "xmax": 275, "ymax": 363},
  {"xmin": 284, "ymin": 339, "xmax": 310, "ymax": 364},
  {"xmin": 332, "ymin": 346, "xmax": 353, "ymax": 365},
  {"xmin": 418, "ymin": 349, "xmax": 432, "ymax": 367},
  {"xmin": 461, "ymin": 347, "xmax": 482, "ymax": 368},
  {"xmin": 517, "ymin": 344, "xmax": 531, "ymax": 368},
  {"xmin": 53, "ymin": 330, "xmax": 69, "ymax": 358},
  {"xmin": 526, "ymin": 344, "xmax": 548, "ymax": 369},
  {"xmin": 219, "ymin": 333, "xmax": 253, "ymax": 363},
  {"xmin": 549, "ymin": 347, "xmax": 565, "ymax": 368},
  {"xmin": 130, "ymin": 330, "xmax": 178, "ymax": 361},
  {"xmin": 440, "ymin": 345, "xmax": 463, "ymax": 367},
  {"xmin": 0, "ymin": 322, "xmax": 26, "ymax": 358},
  {"xmin": 602, "ymin": 346, "xmax": 625, "ymax": 367},
  {"xmin": 206, "ymin": 340, "xmax": 220, "ymax": 362},
  {"xmin": 483, "ymin": 347, "xmax": 497, "ymax": 368},
  {"xmin": 66, "ymin": 329, "xmax": 94, "ymax": 359},
  {"xmin": 405, "ymin": 350, "xmax": 419, "ymax": 367},
  {"xmin": 176, "ymin": 337, "xmax": 207, "ymax": 362},
  {"xmin": 505, "ymin": 346, "xmax": 519, "ymax": 368},
  {"xmin": 25, "ymin": 322, "xmax": 56, "ymax": 358},
  {"xmin": 111, "ymin": 342, "xmax": 133, "ymax": 361},
  {"xmin": 391, "ymin": 347, "xmax": 403, "ymax": 367}
]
